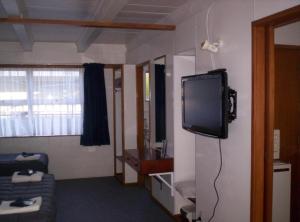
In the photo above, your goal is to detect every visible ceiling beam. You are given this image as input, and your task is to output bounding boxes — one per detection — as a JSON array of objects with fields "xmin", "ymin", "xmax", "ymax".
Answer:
[
  {"xmin": 0, "ymin": 17, "xmax": 176, "ymax": 30},
  {"xmin": 0, "ymin": 0, "xmax": 33, "ymax": 51},
  {"xmin": 76, "ymin": 0, "xmax": 129, "ymax": 52}
]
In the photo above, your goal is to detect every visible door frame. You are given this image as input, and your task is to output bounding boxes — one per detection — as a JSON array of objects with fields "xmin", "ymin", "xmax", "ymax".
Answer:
[{"xmin": 251, "ymin": 5, "xmax": 300, "ymax": 222}]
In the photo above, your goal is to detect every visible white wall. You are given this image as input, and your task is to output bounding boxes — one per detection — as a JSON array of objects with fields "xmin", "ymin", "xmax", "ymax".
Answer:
[
  {"xmin": 123, "ymin": 64, "xmax": 138, "ymax": 184},
  {"xmin": 173, "ymin": 55, "xmax": 196, "ymax": 213},
  {"xmin": 275, "ymin": 21, "xmax": 300, "ymax": 45},
  {"xmin": 114, "ymin": 70, "xmax": 123, "ymax": 157},
  {"xmin": 0, "ymin": 42, "xmax": 126, "ymax": 180},
  {"xmin": 126, "ymin": 0, "xmax": 299, "ymax": 221},
  {"xmin": 0, "ymin": 42, "xmax": 126, "ymax": 64}
]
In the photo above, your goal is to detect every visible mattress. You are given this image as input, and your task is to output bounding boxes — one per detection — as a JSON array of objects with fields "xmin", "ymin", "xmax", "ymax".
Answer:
[
  {"xmin": 0, "ymin": 153, "xmax": 49, "ymax": 176},
  {"xmin": 0, "ymin": 174, "xmax": 56, "ymax": 222}
]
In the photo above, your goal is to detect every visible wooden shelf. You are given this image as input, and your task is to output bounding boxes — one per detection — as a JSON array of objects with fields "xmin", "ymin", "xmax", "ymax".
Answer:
[{"xmin": 124, "ymin": 149, "xmax": 173, "ymax": 175}]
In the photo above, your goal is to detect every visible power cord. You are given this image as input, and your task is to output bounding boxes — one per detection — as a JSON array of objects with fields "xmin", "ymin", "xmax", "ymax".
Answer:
[{"xmin": 208, "ymin": 139, "xmax": 222, "ymax": 222}]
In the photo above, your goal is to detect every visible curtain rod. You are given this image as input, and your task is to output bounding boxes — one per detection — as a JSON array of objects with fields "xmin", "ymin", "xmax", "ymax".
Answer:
[{"xmin": 0, "ymin": 64, "xmax": 122, "ymax": 69}]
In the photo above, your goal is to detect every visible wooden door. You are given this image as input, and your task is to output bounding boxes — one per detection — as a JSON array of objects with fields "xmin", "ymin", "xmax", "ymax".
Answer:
[{"xmin": 275, "ymin": 44, "xmax": 300, "ymax": 222}]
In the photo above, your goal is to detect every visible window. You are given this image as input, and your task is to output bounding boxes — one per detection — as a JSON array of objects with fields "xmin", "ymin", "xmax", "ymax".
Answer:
[{"xmin": 0, "ymin": 68, "xmax": 83, "ymax": 137}]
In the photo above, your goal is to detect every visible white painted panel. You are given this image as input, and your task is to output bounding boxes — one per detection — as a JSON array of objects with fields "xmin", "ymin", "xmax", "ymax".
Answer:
[
  {"xmin": 0, "ymin": 42, "xmax": 126, "ymax": 65},
  {"xmin": 175, "ymin": 16, "xmax": 196, "ymax": 54},
  {"xmin": 128, "ymin": 0, "xmax": 187, "ymax": 7},
  {"xmin": 123, "ymin": 64, "xmax": 138, "ymax": 183},
  {"xmin": 116, "ymin": 158, "xmax": 123, "ymax": 174},
  {"xmin": 115, "ymin": 68, "xmax": 123, "ymax": 158},
  {"xmin": 272, "ymin": 162, "xmax": 291, "ymax": 222},
  {"xmin": 173, "ymin": 55, "xmax": 196, "ymax": 183},
  {"xmin": 123, "ymin": 64, "xmax": 137, "ymax": 150},
  {"xmin": 0, "ymin": 25, "xmax": 18, "ymax": 41},
  {"xmin": 124, "ymin": 163, "xmax": 138, "ymax": 183},
  {"xmin": 123, "ymin": 4, "xmax": 176, "ymax": 13},
  {"xmin": 0, "ymin": 136, "xmax": 114, "ymax": 180},
  {"xmin": 165, "ymin": 54, "xmax": 174, "ymax": 157},
  {"xmin": 195, "ymin": 2, "xmax": 252, "ymax": 221},
  {"xmin": 253, "ymin": 0, "xmax": 299, "ymax": 20},
  {"xmin": 173, "ymin": 55, "xmax": 196, "ymax": 214},
  {"xmin": 152, "ymin": 175, "xmax": 174, "ymax": 213}
]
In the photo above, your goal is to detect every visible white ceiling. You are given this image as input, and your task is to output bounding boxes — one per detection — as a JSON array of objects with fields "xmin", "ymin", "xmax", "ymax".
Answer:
[{"xmin": 0, "ymin": 0, "xmax": 188, "ymax": 50}]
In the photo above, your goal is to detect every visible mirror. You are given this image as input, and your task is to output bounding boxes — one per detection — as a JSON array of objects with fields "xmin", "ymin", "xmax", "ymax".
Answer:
[
  {"xmin": 141, "ymin": 57, "xmax": 166, "ymax": 154},
  {"xmin": 142, "ymin": 63, "xmax": 151, "ymax": 150},
  {"xmin": 113, "ymin": 67, "xmax": 123, "ymax": 181},
  {"xmin": 153, "ymin": 57, "xmax": 166, "ymax": 144}
]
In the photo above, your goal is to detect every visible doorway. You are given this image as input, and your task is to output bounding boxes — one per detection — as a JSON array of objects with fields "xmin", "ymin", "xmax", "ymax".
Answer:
[
  {"xmin": 251, "ymin": 5, "xmax": 300, "ymax": 222},
  {"xmin": 274, "ymin": 23, "xmax": 300, "ymax": 222}
]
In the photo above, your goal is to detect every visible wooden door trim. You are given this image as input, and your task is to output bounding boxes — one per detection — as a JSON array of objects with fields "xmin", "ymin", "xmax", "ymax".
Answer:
[
  {"xmin": 136, "ymin": 61, "xmax": 152, "ymax": 185},
  {"xmin": 113, "ymin": 68, "xmax": 116, "ymax": 176},
  {"xmin": 121, "ymin": 65, "xmax": 125, "ymax": 183},
  {"xmin": 136, "ymin": 64, "xmax": 144, "ymax": 158},
  {"xmin": 251, "ymin": 5, "xmax": 300, "ymax": 222},
  {"xmin": 112, "ymin": 65, "xmax": 124, "ymax": 183}
]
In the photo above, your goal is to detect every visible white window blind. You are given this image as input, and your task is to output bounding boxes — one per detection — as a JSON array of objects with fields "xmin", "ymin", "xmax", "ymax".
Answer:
[{"xmin": 0, "ymin": 68, "xmax": 83, "ymax": 137}]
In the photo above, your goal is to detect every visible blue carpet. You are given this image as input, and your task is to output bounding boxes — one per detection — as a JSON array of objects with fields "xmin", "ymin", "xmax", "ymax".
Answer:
[{"xmin": 56, "ymin": 177, "xmax": 174, "ymax": 222}]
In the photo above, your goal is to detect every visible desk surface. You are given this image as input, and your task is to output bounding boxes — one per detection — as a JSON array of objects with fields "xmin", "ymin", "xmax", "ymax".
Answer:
[{"xmin": 124, "ymin": 149, "xmax": 173, "ymax": 174}]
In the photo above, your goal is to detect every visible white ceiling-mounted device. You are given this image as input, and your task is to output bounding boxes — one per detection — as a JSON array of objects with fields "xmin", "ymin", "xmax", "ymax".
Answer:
[{"xmin": 201, "ymin": 40, "xmax": 224, "ymax": 53}]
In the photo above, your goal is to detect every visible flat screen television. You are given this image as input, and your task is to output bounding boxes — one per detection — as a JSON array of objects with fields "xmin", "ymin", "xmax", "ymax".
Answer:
[{"xmin": 181, "ymin": 69, "xmax": 236, "ymax": 139}]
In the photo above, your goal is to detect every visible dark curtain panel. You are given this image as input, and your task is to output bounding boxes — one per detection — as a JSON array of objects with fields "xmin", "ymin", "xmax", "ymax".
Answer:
[
  {"xmin": 80, "ymin": 63, "xmax": 110, "ymax": 146},
  {"xmin": 155, "ymin": 64, "xmax": 166, "ymax": 142}
]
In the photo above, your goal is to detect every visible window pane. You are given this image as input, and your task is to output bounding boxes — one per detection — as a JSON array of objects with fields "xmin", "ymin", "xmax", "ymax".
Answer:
[
  {"xmin": 32, "ymin": 70, "xmax": 81, "ymax": 105},
  {"xmin": 31, "ymin": 69, "xmax": 83, "ymax": 136},
  {"xmin": 0, "ymin": 68, "xmax": 83, "ymax": 137},
  {"xmin": 32, "ymin": 104, "xmax": 81, "ymax": 115},
  {"xmin": 0, "ymin": 70, "xmax": 27, "ymax": 101},
  {"xmin": 0, "ymin": 70, "xmax": 28, "ymax": 113},
  {"xmin": 0, "ymin": 106, "xmax": 28, "ymax": 116},
  {"xmin": 0, "ymin": 70, "xmax": 30, "ymax": 137}
]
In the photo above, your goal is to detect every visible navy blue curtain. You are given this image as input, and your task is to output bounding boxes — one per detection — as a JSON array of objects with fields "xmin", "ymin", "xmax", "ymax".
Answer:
[
  {"xmin": 80, "ymin": 63, "xmax": 110, "ymax": 146},
  {"xmin": 155, "ymin": 64, "xmax": 166, "ymax": 142}
]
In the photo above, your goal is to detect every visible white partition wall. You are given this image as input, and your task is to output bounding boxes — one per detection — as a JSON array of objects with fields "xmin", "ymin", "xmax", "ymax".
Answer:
[
  {"xmin": 123, "ymin": 64, "xmax": 138, "ymax": 184},
  {"xmin": 151, "ymin": 55, "xmax": 196, "ymax": 215},
  {"xmin": 173, "ymin": 55, "xmax": 196, "ymax": 213},
  {"xmin": 114, "ymin": 69, "xmax": 123, "ymax": 175}
]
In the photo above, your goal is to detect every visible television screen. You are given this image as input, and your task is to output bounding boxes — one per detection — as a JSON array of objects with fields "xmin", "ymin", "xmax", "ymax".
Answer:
[{"xmin": 182, "ymin": 69, "xmax": 229, "ymax": 138}]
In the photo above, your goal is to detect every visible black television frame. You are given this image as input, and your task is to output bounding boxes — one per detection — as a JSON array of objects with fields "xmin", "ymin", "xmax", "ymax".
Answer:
[{"xmin": 181, "ymin": 69, "xmax": 237, "ymax": 139}]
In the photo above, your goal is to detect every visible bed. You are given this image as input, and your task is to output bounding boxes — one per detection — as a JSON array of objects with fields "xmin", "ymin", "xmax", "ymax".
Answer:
[
  {"xmin": 0, "ymin": 153, "xmax": 49, "ymax": 176},
  {"xmin": 0, "ymin": 174, "xmax": 56, "ymax": 222}
]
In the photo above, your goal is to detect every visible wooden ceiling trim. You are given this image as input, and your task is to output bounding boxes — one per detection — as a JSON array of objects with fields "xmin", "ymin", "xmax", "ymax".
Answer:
[{"xmin": 0, "ymin": 17, "xmax": 176, "ymax": 31}]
